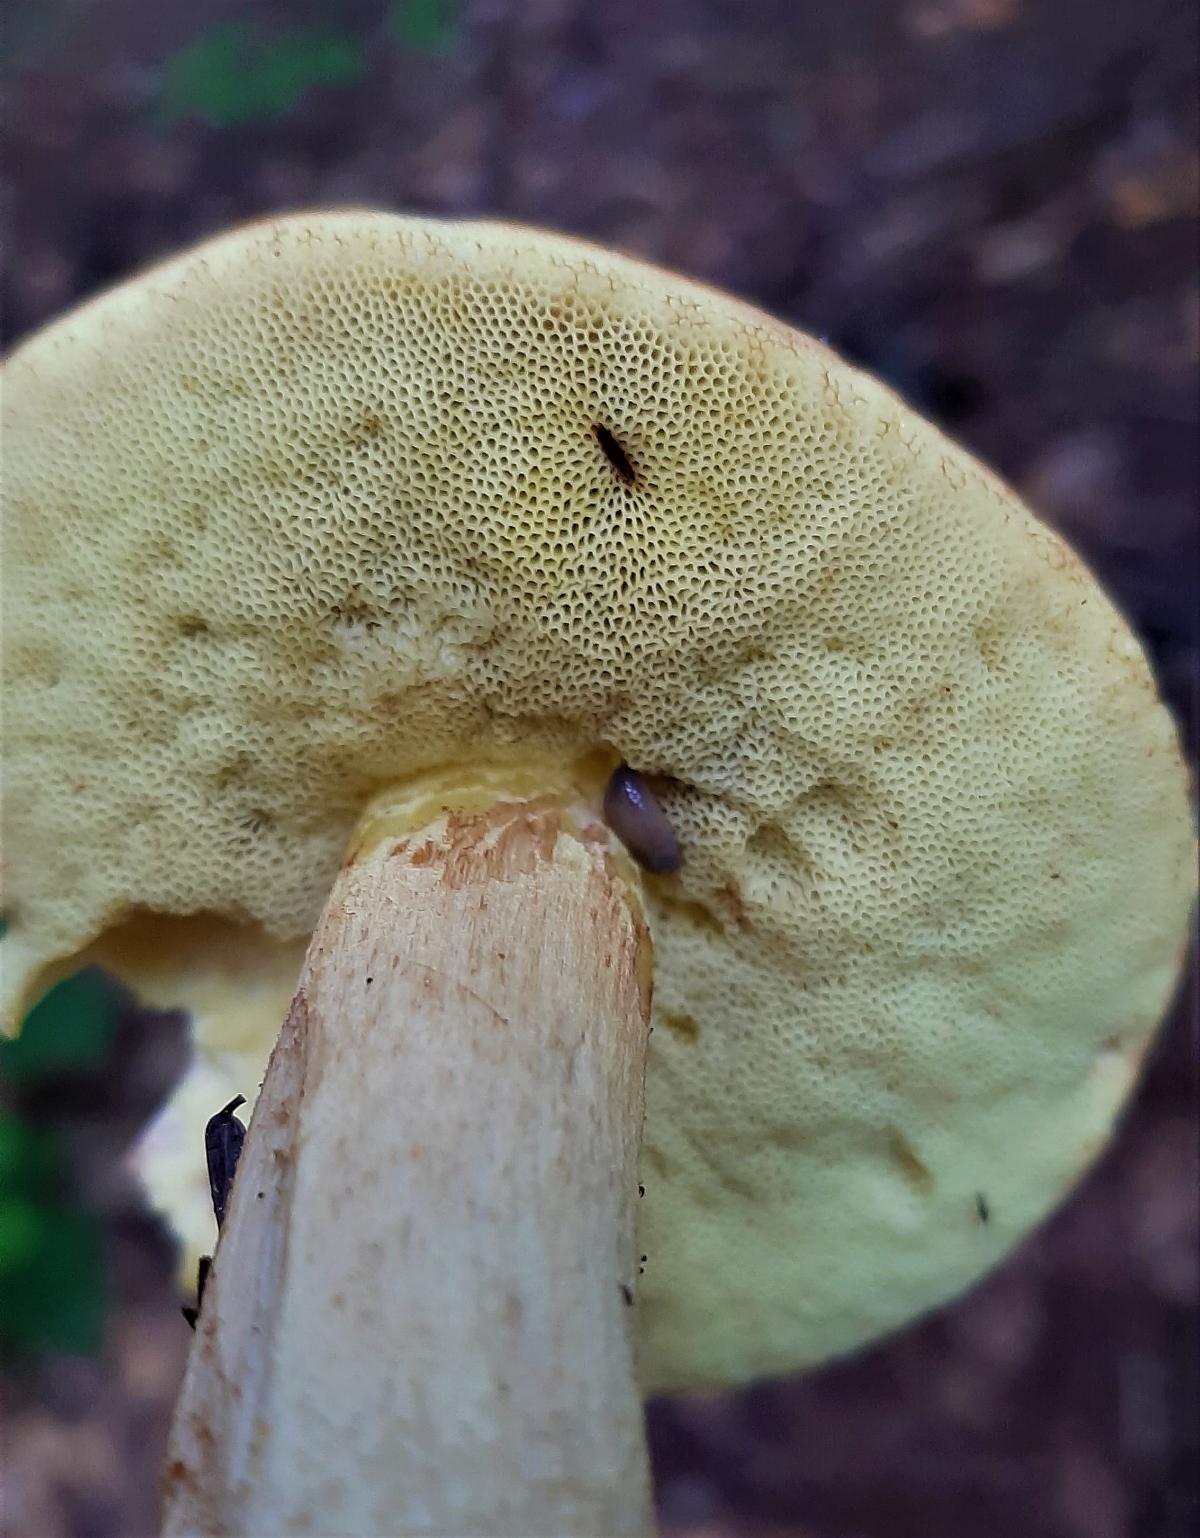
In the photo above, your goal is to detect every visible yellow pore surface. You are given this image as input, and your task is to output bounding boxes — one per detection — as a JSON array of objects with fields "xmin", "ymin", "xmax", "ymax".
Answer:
[{"xmin": 1, "ymin": 213, "xmax": 1194, "ymax": 1391}]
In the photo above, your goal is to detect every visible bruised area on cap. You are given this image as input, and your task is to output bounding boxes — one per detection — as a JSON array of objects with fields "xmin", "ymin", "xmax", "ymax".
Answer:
[{"xmin": 0, "ymin": 212, "xmax": 1194, "ymax": 1392}]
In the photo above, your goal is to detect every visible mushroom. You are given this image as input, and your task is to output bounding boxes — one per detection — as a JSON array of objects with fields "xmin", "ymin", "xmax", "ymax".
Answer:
[{"xmin": 1, "ymin": 212, "xmax": 1193, "ymax": 1536}]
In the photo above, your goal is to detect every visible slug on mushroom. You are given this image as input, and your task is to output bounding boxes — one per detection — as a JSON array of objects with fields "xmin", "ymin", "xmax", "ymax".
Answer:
[{"xmin": 603, "ymin": 765, "xmax": 683, "ymax": 875}]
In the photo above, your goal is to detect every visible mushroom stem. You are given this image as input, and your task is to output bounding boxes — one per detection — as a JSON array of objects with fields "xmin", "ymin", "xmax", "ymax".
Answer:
[{"xmin": 161, "ymin": 797, "xmax": 655, "ymax": 1538}]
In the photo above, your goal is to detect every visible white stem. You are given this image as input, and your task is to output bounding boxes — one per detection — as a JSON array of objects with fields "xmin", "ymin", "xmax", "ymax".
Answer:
[{"xmin": 162, "ymin": 798, "xmax": 655, "ymax": 1538}]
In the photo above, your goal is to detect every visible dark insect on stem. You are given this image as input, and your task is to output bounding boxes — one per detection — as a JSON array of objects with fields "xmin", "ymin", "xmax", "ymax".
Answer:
[
  {"xmin": 603, "ymin": 764, "xmax": 683, "ymax": 874},
  {"xmin": 181, "ymin": 1256, "xmax": 212, "ymax": 1330},
  {"xmin": 206, "ymin": 1094, "xmax": 247, "ymax": 1227},
  {"xmin": 183, "ymin": 1095, "xmax": 247, "ymax": 1329},
  {"xmin": 593, "ymin": 423, "xmax": 637, "ymax": 486},
  {"xmin": 975, "ymin": 1191, "xmax": 990, "ymax": 1224}
]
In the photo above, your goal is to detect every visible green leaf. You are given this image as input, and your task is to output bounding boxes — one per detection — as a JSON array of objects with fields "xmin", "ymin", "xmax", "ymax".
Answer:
[
  {"xmin": 0, "ymin": 1113, "xmax": 64, "ymax": 1196},
  {"xmin": 0, "ymin": 1112, "xmax": 106, "ymax": 1357},
  {"xmin": 268, "ymin": 36, "xmax": 363, "ymax": 116},
  {"xmin": 160, "ymin": 22, "xmax": 368, "ymax": 128},
  {"xmin": 0, "ymin": 1206, "xmax": 106, "ymax": 1356},
  {"xmin": 0, "ymin": 1115, "xmax": 29, "ymax": 1181},
  {"xmin": 0, "ymin": 969, "xmax": 117, "ymax": 1081},
  {"xmin": 0, "ymin": 1197, "xmax": 46, "ymax": 1275},
  {"xmin": 388, "ymin": 0, "xmax": 458, "ymax": 53}
]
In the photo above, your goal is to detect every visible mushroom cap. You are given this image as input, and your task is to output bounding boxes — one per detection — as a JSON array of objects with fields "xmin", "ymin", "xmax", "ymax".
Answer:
[{"xmin": 1, "ymin": 212, "xmax": 1193, "ymax": 1393}]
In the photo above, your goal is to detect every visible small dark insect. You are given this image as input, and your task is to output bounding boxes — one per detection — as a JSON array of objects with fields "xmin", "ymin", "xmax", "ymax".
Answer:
[
  {"xmin": 975, "ymin": 1191, "xmax": 990, "ymax": 1224},
  {"xmin": 593, "ymin": 423, "xmax": 637, "ymax": 485},
  {"xmin": 206, "ymin": 1094, "xmax": 247, "ymax": 1228},
  {"xmin": 183, "ymin": 1095, "xmax": 247, "ymax": 1329},
  {"xmin": 181, "ymin": 1256, "xmax": 211, "ymax": 1330},
  {"xmin": 637, "ymin": 1184, "xmax": 645, "ymax": 1198},
  {"xmin": 603, "ymin": 764, "xmax": 682, "ymax": 875},
  {"xmin": 620, "ymin": 1283, "xmax": 634, "ymax": 1306}
]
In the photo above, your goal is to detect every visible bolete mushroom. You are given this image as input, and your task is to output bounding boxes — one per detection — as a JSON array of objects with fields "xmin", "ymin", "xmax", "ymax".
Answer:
[{"xmin": 1, "ymin": 212, "xmax": 1193, "ymax": 1537}]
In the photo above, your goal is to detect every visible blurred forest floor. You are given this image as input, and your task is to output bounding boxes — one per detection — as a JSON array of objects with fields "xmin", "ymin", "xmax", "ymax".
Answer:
[{"xmin": 1, "ymin": 2, "xmax": 1197, "ymax": 1536}]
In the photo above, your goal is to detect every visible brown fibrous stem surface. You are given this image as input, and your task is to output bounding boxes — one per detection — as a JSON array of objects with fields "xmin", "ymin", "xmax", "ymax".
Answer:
[{"xmin": 161, "ymin": 796, "xmax": 655, "ymax": 1538}]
